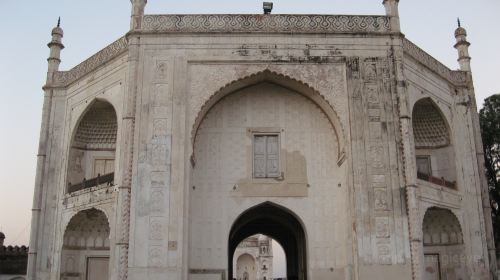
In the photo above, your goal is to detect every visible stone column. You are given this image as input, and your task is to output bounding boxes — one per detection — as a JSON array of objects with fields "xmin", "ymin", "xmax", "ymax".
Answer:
[
  {"xmin": 384, "ymin": 1, "xmax": 423, "ymax": 279},
  {"xmin": 130, "ymin": 0, "xmax": 147, "ymax": 30},
  {"xmin": 464, "ymin": 69, "xmax": 497, "ymax": 280},
  {"xmin": 386, "ymin": 15, "xmax": 423, "ymax": 280},
  {"xmin": 115, "ymin": 2, "xmax": 146, "ymax": 279},
  {"xmin": 383, "ymin": 0, "xmax": 400, "ymax": 32}
]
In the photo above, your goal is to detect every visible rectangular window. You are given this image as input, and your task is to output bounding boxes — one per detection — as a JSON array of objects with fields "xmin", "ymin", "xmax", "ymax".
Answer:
[
  {"xmin": 93, "ymin": 159, "xmax": 115, "ymax": 177},
  {"xmin": 416, "ymin": 156, "xmax": 432, "ymax": 176},
  {"xmin": 253, "ymin": 134, "xmax": 280, "ymax": 178}
]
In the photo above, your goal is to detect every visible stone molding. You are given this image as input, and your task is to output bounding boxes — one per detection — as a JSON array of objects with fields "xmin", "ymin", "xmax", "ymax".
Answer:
[
  {"xmin": 142, "ymin": 14, "xmax": 391, "ymax": 34},
  {"xmin": 53, "ymin": 36, "xmax": 128, "ymax": 86},
  {"xmin": 189, "ymin": 269, "xmax": 225, "ymax": 280},
  {"xmin": 402, "ymin": 38, "xmax": 467, "ymax": 85}
]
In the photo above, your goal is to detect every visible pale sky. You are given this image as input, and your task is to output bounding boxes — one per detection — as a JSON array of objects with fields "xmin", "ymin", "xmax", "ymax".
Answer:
[{"xmin": 0, "ymin": 0, "xmax": 498, "ymax": 261}]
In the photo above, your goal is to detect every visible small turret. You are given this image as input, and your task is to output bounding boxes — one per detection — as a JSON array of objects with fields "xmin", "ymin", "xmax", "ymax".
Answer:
[
  {"xmin": 382, "ymin": 0, "xmax": 400, "ymax": 31},
  {"xmin": 130, "ymin": 0, "xmax": 147, "ymax": 30},
  {"xmin": 47, "ymin": 18, "xmax": 64, "ymax": 82},
  {"xmin": 454, "ymin": 18, "xmax": 471, "ymax": 72}
]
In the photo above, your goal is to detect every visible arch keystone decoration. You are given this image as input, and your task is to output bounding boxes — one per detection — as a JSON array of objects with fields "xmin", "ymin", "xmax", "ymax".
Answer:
[{"xmin": 191, "ymin": 69, "xmax": 347, "ymax": 166}]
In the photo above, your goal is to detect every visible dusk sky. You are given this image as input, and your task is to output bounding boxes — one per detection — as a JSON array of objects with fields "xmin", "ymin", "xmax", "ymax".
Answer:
[{"xmin": 0, "ymin": 1, "xmax": 498, "ymax": 274}]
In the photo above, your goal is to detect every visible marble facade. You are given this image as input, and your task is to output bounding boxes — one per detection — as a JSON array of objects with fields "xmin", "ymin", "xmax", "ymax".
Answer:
[{"xmin": 27, "ymin": 1, "xmax": 496, "ymax": 279}]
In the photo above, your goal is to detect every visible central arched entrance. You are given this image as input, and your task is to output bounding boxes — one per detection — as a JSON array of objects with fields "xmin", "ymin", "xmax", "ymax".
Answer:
[{"xmin": 228, "ymin": 202, "xmax": 307, "ymax": 280}]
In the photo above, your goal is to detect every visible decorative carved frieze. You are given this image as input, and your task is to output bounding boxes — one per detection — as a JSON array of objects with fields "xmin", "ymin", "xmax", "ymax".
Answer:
[
  {"xmin": 142, "ymin": 14, "xmax": 391, "ymax": 34},
  {"xmin": 53, "ymin": 36, "xmax": 128, "ymax": 86},
  {"xmin": 402, "ymin": 39, "xmax": 467, "ymax": 85}
]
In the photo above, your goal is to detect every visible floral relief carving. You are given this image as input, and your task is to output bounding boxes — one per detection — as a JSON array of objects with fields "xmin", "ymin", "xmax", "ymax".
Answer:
[
  {"xmin": 374, "ymin": 188, "xmax": 389, "ymax": 211},
  {"xmin": 375, "ymin": 217, "xmax": 390, "ymax": 238},
  {"xmin": 402, "ymin": 38, "xmax": 467, "ymax": 85},
  {"xmin": 142, "ymin": 14, "xmax": 391, "ymax": 34},
  {"xmin": 149, "ymin": 217, "xmax": 163, "ymax": 240},
  {"xmin": 148, "ymin": 245, "xmax": 163, "ymax": 267},
  {"xmin": 53, "ymin": 36, "xmax": 128, "ymax": 86}
]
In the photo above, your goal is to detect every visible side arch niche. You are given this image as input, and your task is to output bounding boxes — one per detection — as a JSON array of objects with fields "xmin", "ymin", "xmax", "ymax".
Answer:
[
  {"xmin": 228, "ymin": 202, "xmax": 307, "ymax": 280},
  {"xmin": 60, "ymin": 208, "xmax": 111, "ymax": 280},
  {"xmin": 412, "ymin": 98, "xmax": 456, "ymax": 188},
  {"xmin": 235, "ymin": 253, "xmax": 257, "ymax": 280},
  {"xmin": 422, "ymin": 207, "xmax": 465, "ymax": 280},
  {"xmin": 66, "ymin": 100, "xmax": 118, "ymax": 193}
]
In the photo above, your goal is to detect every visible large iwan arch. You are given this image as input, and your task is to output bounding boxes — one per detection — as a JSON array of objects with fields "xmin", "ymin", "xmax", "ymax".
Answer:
[
  {"xmin": 189, "ymin": 72, "xmax": 347, "ymax": 279},
  {"xmin": 190, "ymin": 69, "xmax": 346, "ymax": 164}
]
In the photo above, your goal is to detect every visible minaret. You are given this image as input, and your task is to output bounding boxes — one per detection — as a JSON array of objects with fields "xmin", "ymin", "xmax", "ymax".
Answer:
[
  {"xmin": 28, "ymin": 19, "xmax": 63, "ymax": 280},
  {"xmin": 382, "ymin": 0, "xmax": 400, "ymax": 32},
  {"xmin": 454, "ymin": 18, "xmax": 471, "ymax": 72},
  {"xmin": 46, "ymin": 17, "xmax": 64, "ymax": 82},
  {"xmin": 130, "ymin": 0, "xmax": 147, "ymax": 30}
]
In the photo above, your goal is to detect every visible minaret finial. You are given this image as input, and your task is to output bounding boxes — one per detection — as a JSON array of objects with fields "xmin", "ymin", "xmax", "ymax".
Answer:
[
  {"xmin": 46, "ymin": 17, "xmax": 64, "ymax": 81},
  {"xmin": 454, "ymin": 18, "xmax": 471, "ymax": 72}
]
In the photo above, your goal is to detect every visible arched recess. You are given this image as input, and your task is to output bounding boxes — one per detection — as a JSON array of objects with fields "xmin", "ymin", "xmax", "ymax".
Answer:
[
  {"xmin": 66, "ymin": 99, "xmax": 118, "ymax": 193},
  {"xmin": 191, "ymin": 69, "xmax": 346, "ymax": 165},
  {"xmin": 60, "ymin": 208, "xmax": 110, "ymax": 280},
  {"xmin": 232, "ymin": 234, "xmax": 275, "ymax": 280},
  {"xmin": 228, "ymin": 202, "xmax": 307, "ymax": 280},
  {"xmin": 412, "ymin": 98, "xmax": 456, "ymax": 188},
  {"xmin": 422, "ymin": 207, "xmax": 465, "ymax": 280},
  {"xmin": 235, "ymin": 253, "xmax": 257, "ymax": 280}
]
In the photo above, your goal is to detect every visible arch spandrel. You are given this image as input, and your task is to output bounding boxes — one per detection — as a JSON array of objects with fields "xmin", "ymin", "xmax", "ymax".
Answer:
[{"xmin": 190, "ymin": 69, "xmax": 347, "ymax": 165}]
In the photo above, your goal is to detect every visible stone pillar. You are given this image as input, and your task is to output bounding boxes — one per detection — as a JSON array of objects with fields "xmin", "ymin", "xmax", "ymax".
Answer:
[
  {"xmin": 386, "ymin": 15, "xmax": 423, "ymax": 279},
  {"xmin": 454, "ymin": 20, "xmax": 471, "ymax": 72},
  {"xmin": 130, "ymin": 0, "xmax": 147, "ymax": 30},
  {"xmin": 27, "ymin": 19, "xmax": 63, "ymax": 280},
  {"xmin": 116, "ymin": 2, "xmax": 146, "ymax": 278},
  {"xmin": 383, "ymin": 0, "xmax": 400, "ymax": 32},
  {"xmin": 463, "ymin": 72, "xmax": 498, "ymax": 279}
]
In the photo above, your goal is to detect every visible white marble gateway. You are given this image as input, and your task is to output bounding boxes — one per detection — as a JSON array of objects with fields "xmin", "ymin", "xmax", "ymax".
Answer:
[{"xmin": 27, "ymin": 1, "xmax": 496, "ymax": 280}]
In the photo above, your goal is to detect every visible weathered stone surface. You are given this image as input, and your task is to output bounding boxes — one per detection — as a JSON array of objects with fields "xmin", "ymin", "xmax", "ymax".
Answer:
[{"xmin": 28, "ymin": 3, "xmax": 494, "ymax": 280}]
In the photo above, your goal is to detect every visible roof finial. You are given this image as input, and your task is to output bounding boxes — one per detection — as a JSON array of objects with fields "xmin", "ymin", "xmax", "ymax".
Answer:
[
  {"xmin": 57, "ymin": 17, "xmax": 61, "ymax": 28},
  {"xmin": 457, "ymin": 17, "xmax": 461, "ymax": 28}
]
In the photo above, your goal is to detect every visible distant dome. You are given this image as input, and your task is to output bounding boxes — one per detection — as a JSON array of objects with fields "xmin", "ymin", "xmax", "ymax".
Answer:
[{"xmin": 455, "ymin": 26, "xmax": 467, "ymax": 37}]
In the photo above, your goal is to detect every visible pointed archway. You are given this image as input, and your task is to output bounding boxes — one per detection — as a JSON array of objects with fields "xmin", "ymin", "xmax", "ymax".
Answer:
[
  {"xmin": 228, "ymin": 202, "xmax": 307, "ymax": 280},
  {"xmin": 61, "ymin": 208, "xmax": 110, "ymax": 280}
]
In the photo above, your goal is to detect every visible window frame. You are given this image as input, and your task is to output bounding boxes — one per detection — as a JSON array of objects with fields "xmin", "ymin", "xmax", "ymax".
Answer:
[
  {"xmin": 416, "ymin": 155, "xmax": 432, "ymax": 176},
  {"xmin": 252, "ymin": 132, "xmax": 281, "ymax": 179}
]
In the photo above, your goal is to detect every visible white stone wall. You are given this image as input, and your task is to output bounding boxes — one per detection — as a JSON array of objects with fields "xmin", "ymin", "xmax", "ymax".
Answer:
[
  {"xmin": 190, "ymin": 82, "xmax": 347, "ymax": 278},
  {"xmin": 28, "ymin": 11, "xmax": 494, "ymax": 280}
]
